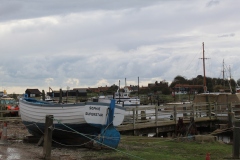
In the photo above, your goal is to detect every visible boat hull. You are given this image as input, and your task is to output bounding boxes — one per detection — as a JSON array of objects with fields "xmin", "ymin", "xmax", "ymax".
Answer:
[{"xmin": 19, "ymin": 98, "xmax": 125, "ymax": 146}]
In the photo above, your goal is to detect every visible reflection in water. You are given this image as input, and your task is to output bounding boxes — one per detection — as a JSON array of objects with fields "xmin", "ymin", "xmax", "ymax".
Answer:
[{"xmin": 7, "ymin": 148, "xmax": 20, "ymax": 160}]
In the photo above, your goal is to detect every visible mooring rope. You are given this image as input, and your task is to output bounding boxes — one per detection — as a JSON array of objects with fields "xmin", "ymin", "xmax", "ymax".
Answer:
[{"xmin": 53, "ymin": 118, "xmax": 146, "ymax": 160}]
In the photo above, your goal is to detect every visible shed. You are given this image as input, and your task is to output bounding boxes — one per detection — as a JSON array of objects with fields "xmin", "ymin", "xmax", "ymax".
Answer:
[
  {"xmin": 25, "ymin": 89, "xmax": 42, "ymax": 98},
  {"xmin": 73, "ymin": 88, "xmax": 87, "ymax": 97}
]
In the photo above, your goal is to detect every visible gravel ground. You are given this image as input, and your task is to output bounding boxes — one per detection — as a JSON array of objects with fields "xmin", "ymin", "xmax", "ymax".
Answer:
[{"xmin": 0, "ymin": 121, "xmax": 109, "ymax": 160}]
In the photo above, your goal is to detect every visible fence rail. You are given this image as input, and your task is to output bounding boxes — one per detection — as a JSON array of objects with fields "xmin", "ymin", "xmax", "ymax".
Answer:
[
  {"xmin": 117, "ymin": 102, "xmax": 240, "ymax": 131},
  {"xmin": 0, "ymin": 101, "xmax": 238, "ymax": 127}
]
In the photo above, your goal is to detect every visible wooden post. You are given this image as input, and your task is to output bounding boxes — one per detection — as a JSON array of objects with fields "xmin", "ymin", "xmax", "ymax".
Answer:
[
  {"xmin": 136, "ymin": 106, "xmax": 138, "ymax": 122},
  {"xmin": 155, "ymin": 106, "xmax": 158, "ymax": 137},
  {"xmin": 59, "ymin": 89, "xmax": 62, "ymax": 103},
  {"xmin": 215, "ymin": 102, "xmax": 218, "ymax": 120},
  {"xmin": 232, "ymin": 120, "xmax": 240, "ymax": 159},
  {"xmin": 42, "ymin": 90, "xmax": 45, "ymax": 101},
  {"xmin": 133, "ymin": 108, "xmax": 136, "ymax": 136},
  {"xmin": 192, "ymin": 104, "xmax": 195, "ymax": 119},
  {"xmin": 43, "ymin": 115, "xmax": 53, "ymax": 160},
  {"xmin": 208, "ymin": 103, "xmax": 212, "ymax": 119},
  {"xmin": 0, "ymin": 104, "xmax": 3, "ymax": 118},
  {"xmin": 228, "ymin": 102, "xmax": 234, "ymax": 128},
  {"xmin": 174, "ymin": 105, "xmax": 177, "ymax": 124}
]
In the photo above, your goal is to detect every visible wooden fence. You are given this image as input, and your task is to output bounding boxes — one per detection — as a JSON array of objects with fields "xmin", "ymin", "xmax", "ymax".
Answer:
[
  {"xmin": 0, "ymin": 103, "xmax": 20, "ymax": 121},
  {"xmin": 117, "ymin": 102, "xmax": 240, "ymax": 131}
]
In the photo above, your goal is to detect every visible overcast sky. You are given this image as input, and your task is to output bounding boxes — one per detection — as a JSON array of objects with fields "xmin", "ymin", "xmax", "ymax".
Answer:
[{"xmin": 1, "ymin": 0, "xmax": 240, "ymax": 94}]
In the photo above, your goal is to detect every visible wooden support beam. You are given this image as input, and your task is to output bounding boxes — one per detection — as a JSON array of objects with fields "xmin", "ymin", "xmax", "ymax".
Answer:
[
  {"xmin": 133, "ymin": 108, "xmax": 136, "ymax": 136},
  {"xmin": 232, "ymin": 120, "xmax": 240, "ymax": 159},
  {"xmin": 155, "ymin": 106, "xmax": 158, "ymax": 137},
  {"xmin": 43, "ymin": 115, "xmax": 53, "ymax": 160}
]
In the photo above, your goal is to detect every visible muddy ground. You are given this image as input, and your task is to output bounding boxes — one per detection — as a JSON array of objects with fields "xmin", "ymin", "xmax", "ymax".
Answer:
[{"xmin": 0, "ymin": 121, "xmax": 110, "ymax": 160}]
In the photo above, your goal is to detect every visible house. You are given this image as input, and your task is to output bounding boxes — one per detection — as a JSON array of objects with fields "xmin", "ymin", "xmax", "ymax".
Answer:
[
  {"xmin": 172, "ymin": 84, "xmax": 202, "ymax": 95},
  {"xmin": 87, "ymin": 87, "xmax": 99, "ymax": 93},
  {"xmin": 0, "ymin": 91, "xmax": 3, "ymax": 97},
  {"xmin": 25, "ymin": 89, "xmax": 42, "ymax": 98},
  {"xmin": 98, "ymin": 86, "xmax": 110, "ymax": 93},
  {"xmin": 148, "ymin": 80, "xmax": 168, "ymax": 88},
  {"xmin": 123, "ymin": 86, "xmax": 133, "ymax": 93},
  {"xmin": 47, "ymin": 88, "xmax": 87, "ymax": 97},
  {"xmin": 129, "ymin": 85, "xmax": 139, "ymax": 92},
  {"xmin": 73, "ymin": 88, "xmax": 87, "ymax": 97}
]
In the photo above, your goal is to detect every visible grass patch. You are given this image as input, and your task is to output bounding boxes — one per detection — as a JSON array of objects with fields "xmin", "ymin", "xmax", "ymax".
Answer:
[{"xmin": 81, "ymin": 136, "xmax": 232, "ymax": 160}]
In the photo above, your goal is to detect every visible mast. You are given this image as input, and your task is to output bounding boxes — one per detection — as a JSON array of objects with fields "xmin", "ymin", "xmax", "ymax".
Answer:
[
  {"xmin": 202, "ymin": 42, "xmax": 207, "ymax": 92},
  {"xmin": 222, "ymin": 59, "xmax": 225, "ymax": 87},
  {"xmin": 118, "ymin": 80, "xmax": 120, "ymax": 103},
  {"xmin": 138, "ymin": 77, "xmax": 139, "ymax": 99},
  {"xmin": 125, "ymin": 78, "xmax": 126, "ymax": 87}
]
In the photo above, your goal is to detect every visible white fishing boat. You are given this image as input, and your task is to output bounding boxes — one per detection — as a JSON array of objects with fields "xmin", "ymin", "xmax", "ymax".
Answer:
[{"xmin": 19, "ymin": 96, "xmax": 125, "ymax": 148}]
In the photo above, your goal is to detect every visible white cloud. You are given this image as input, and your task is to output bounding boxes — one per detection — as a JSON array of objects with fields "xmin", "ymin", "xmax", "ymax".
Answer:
[
  {"xmin": 95, "ymin": 79, "xmax": 111, "ymax": 87},
  {"xmin": 45, "ymin": 78, "xmax": 54, "ymax": 86},
  {"xmin": 1, "ymin": 0, "xmax": 240, "ymax": 94}
]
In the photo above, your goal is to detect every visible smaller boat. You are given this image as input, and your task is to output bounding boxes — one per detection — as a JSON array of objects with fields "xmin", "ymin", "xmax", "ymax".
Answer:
[
  {"xmin": 97, "ymin": 92, "xmax": 140, "ymax": 107},
  {"xmin": 40, "ymin": 95, "xmax": 56, "ymax": 103}
]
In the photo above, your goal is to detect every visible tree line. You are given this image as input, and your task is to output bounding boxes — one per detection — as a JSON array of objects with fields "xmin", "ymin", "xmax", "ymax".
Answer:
[{"xmin": 88, "ymin": 75, "xmax": 239, "ymax": 96}]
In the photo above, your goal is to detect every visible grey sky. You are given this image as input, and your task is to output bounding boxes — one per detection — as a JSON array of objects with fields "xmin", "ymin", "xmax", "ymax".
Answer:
[{"xmin": 0, "ymin": 0, "xmax": 239, "ymax": 93}]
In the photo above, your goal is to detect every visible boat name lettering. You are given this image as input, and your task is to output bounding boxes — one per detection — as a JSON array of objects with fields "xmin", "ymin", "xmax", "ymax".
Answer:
[
  {"xmin": 85, "ymin": 112, "xmax": 103, "ymax": 116},
  {"xmin": 89, "ymin": 106, "xmax": 101, "ymax": 111}
]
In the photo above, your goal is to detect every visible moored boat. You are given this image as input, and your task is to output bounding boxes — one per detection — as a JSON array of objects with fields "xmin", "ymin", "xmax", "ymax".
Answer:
[
  {"xmin": 96, "ymin": 92, "xmax": 140, "ymax": 107},
  {"xmin": 19, "ymin": 96, "xmax": 125, "ymax": 148}
]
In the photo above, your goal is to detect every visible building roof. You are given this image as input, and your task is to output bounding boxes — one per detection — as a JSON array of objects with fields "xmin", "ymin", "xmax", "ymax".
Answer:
[
  {"xmin": 25, "ymin": 89, "xmax": 42, "ymax": 94},
  {"xmin": 174, "ymin": 84, "xmax": 203, "ymax": 88}
]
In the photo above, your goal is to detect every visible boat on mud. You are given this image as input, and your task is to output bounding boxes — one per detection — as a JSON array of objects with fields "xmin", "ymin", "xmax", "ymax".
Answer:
[{"xmin": 19, "ymin": 96, "xmax": 126, "ymax": 148}]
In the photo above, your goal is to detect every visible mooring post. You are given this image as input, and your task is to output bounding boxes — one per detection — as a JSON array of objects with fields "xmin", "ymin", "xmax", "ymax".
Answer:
[
  {"xmin": 228, "ymin": 102, "xmax": 234, "ymax": 128},
  {"xmin": 208, "ymin": 103, "xmax": 212, "ymax": 120},
  {"xmin": 155, "ymin": 105, "xmax": 158, "ymax": 137},
  {"xmin": 133, "ymin": 108, "xmax": 136, "ymax": 136},
  {"xmin": 192, "ymin": 104, "xmax": 195, "ymax": 119},
  {"xmin": 214, "ymin": 102, "xmax": 218, "ymax": 120},
  {"xmin": 75, "ymin": 90, "xmax": 78, "ymax": 103},
  {"xmin": 42, "ymin": 90, "xmax": 45, "ymax": 101},
  {"xmin": 232, "ymin": 120, "xmax": 240, "ymax": 159},
  {"xmin": 43, "ymin": 115, "xmax": 53, "ymax": 160},
  {"xmin": 173, "ymin": 105, "xmax": 177, "ymax": 124},
  {"xmin": 0, "ymin": 104, "xmax": 3, "ymax": 118},
  {"xmin": 59, "ymin": 89, "xmax": 62, "ymax": 103}
]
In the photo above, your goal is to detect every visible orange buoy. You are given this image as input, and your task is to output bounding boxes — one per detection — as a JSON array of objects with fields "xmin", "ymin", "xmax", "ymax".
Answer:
[{"xmin": 206, "ymin": 153, "xmax": 210, "ymax": 160}]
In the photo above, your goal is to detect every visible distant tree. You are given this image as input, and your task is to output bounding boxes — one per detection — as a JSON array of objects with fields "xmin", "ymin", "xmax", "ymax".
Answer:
[
  {"xmin": 237, "ymin": 79, "xmax": 240, "ymax": 86},
  {"xmin": 106, "ymin": 84, "xmax": 118, "ymax": 94},
  {"xmin": 169, "ymin": 75, "xmax": 188, "ymax": 88},
  {"xmin": 139, "ymin": 87, "xmax": 150, "ymax": 94},
  {"xmin": 162, "ymin": 87, "xmax": 171, "ymax": 95},
  {"xmin": 86, "ymin": 89, "xmax": 92, "ymax": 93}
]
